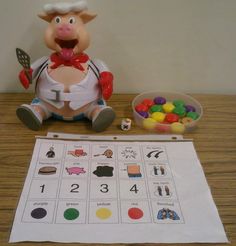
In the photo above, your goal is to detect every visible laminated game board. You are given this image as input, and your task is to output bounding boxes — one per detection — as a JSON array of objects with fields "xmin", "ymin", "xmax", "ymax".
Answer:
[{"xmin": 10, "ymin": 133, "xmax": 228, "ymax": 243}]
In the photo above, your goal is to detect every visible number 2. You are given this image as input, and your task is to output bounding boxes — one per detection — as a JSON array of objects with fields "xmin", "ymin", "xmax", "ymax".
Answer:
[{"xmin": 70, "ymin": 184, "xmax": 80, "ymax": 193}]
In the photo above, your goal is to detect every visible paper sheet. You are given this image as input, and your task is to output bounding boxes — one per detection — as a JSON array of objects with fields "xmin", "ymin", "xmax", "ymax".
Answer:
[{"xmin": 10, "ymin": 138, "xmax": 228, "ymax": 243}]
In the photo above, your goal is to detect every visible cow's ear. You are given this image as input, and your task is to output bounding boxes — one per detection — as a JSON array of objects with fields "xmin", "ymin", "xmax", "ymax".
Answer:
[
  {"xmin": 38, "ymin": 13, "xmax": 55, "ymax": 23},
  {"xmin": 79, "ymin": 11, "xmax": 97, "ymax": 24}
]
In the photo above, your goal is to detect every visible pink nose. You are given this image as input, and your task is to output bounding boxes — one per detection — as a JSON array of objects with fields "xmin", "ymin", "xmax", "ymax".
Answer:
[{"xmin": 56, "ymin": 24, "xmax": 73, "ymax": 38}]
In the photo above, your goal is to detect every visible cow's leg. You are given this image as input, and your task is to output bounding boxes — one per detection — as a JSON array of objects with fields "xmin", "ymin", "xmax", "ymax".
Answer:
[
  {"xmin": 84, "ymin": 99, "xmax": 116, "ymax": 132},
  {"xmin": 16, "ymin": 98, "xmax": 51, "ymax": 131}
]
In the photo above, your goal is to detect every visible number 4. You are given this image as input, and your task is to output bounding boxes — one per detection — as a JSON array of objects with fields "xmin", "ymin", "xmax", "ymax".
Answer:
[{"xmin": 130, "ymin": 184, "xmax": 139, "ymax": 194}]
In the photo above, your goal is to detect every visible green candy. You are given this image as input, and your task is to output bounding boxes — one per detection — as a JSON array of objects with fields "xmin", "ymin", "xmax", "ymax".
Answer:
[
  {"xmin": 187, "ymin": 112, "xmax": 199, "ymax": 120},
  {"xmin": 173, "ymin": 100, "xmax": 185, "ymax": 107},
  {"xmin": 64, "ymin": 208, "xmax": 80, "ymax": 220},
  {"xmin": 150, "ymin": 105, "xmax": 163, "ymax": 113},
  {"xmin": 173, "ymin": 106, "xmax": 186, "ymax": 117}
]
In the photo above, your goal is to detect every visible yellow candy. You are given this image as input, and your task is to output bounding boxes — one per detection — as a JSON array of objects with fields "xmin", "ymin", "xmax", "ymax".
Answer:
[
  {"xmin": 151, "ymin": 112, "xmax": 166, "ymax": 122},
  {"xmin": 143, "ymin": 118, "xmax": 156, "ymax": 130},
  {"xmin": 163, "ymin": 102, "xmax": 175, "ymax": 113},
  {"xmin": 181, "ymin": 117, "xmax": 194, "ymax": 125},
  {"xmin": 96, "ymin": 208, "xmax": 112, "ymax": 220},
  {"xmin": 171, "ymin": 122, "xmax": 185, "ymax": 134}
]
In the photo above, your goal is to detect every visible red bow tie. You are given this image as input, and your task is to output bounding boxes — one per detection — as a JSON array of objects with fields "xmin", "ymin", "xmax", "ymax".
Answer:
[{"xmin": 50, "ymin": 52, "xmax": 89, "ymax": 71}]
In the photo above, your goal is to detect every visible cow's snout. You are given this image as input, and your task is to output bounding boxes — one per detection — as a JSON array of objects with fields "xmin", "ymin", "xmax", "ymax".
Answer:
[{"xmin": 56, "ymin": 24, "xmax": 73, "ymax": 39}]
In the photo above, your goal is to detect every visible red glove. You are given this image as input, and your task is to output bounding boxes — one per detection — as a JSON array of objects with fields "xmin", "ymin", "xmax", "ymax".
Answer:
[
  {"xmin": 99, "ymin": 71, "xmax": 114, "ymax": 100},
  {"xmin": 19, "ymin": 68, "xmax": 33, "ymax": 89}
]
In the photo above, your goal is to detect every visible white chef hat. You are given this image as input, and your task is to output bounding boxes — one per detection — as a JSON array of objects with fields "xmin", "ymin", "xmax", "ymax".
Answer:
[
  {"xmin": 43, "ymin": 1, "xmax": 88, "ymax": 15},
  {"xmin": 39, "ymin": 1, "xmax": 96, "ymax": 23}
]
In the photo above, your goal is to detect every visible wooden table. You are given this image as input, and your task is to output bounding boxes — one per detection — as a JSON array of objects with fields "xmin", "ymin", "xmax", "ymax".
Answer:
[{"xmin": 0, "ymin": 93, "xmax": 235, "ymax": 246}]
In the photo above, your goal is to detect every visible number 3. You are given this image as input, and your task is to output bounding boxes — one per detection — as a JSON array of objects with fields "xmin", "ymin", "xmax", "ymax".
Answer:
[{"xmin": 100, "ymin": 184, "xmax": 109, "ymax": 193}]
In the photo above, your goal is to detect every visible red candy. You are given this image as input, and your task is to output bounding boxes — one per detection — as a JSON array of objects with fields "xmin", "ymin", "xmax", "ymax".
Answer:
[
  {"xmin": 142, "ymin": 98, "xmax": 154, "ymax": 108},
  {"xmin": 128, "ymin": 207, "xmax": 144, "ymax": 220},
  {"xmin": 135, "ymin": 103, "xmax": 148, "ymax": 113},
  {"xmin": 165, "ymin": 113, "xmax": 179, "ymax": 123},
  {"xmin": 156, "ymin": 123, "xmax": 170, "ymax": 133}
]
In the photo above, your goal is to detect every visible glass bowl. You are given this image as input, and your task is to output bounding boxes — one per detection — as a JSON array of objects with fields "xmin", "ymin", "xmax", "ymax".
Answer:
[{"xmin": 132, "ymin": 91, "xmax": 203, "ymax": 134}]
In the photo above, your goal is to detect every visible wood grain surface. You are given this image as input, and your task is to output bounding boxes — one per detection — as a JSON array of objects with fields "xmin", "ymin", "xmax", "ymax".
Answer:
[{"xmin": 0, "ymin": 93, "xmax": 235, "ymax": 246}]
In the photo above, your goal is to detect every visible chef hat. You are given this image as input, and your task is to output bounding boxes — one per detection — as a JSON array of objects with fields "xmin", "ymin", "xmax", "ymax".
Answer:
[
  {"xmin": 43, "ymin": 1, "xmax": 88, "ymax": 15},
  {"xmin": 39, "ymin": 1, "xmax": 96, "ymax": 23}
]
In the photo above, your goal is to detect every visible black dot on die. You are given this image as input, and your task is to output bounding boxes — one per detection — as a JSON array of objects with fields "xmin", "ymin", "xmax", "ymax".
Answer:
[{"xmin": 31, "ymin": 207, "xmax": 47, "ymax": 219}]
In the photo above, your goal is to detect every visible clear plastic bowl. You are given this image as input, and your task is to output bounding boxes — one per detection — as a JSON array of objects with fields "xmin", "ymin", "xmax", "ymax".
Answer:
[{"xmin": 132, "ymin": 91, "xmax": 203, "ymax": 134}]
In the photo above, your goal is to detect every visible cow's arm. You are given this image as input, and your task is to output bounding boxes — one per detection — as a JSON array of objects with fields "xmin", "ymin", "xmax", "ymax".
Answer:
[
  {"xmin": 31, "ymin": 56, "xmax": 49, "ymax": 79},
  {"xmin": 92, "ymin": 59, "xmax": 114, "ymax": 100},
  {"xmin": 19, "ymin": 56, "xmax": 48, "ymax": 89}
]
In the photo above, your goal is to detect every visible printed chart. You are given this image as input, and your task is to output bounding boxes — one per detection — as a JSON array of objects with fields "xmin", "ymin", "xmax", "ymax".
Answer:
[{"xmin": 10, "ymin": 139, "xmax": 228, "ymax": 243}]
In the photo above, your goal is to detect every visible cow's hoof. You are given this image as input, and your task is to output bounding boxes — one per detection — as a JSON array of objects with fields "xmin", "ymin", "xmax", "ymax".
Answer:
[
  {"xmin": 16, "ymin": 105, "xmax": 42, "ymax": 131},
  {"xmin": 92, "ymin": 107, "xmax": 116, "ymax": 132}
]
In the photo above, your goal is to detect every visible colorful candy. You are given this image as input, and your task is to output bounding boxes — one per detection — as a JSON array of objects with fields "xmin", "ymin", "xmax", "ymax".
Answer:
[
  {"xmin": 181, "ymin": 117, "xmax": 194, "ymax": 125},
  {"xmin": 163, "ymin": 102, "xmax": 175, "ymax": 113},
  {"xmin": 156, "ymin": 123, "xmax": 170, "ymax": 133},
  {"xmin": 151, "ymin": 112, "xmax": 166, "ymax": 122},
  {"xmin": 135, "ymin": 95, "xmax": 201, "ymax": 134},
  {"xmin": 187, "ymin": 112, "xmax": 199, "ymax": 120},
  {"xmin": 138, "ymin": 111, "xmax": 149, "ymax": 118},
  {"xmin": 171, "ymin": 122, "xmax": 185, "ymax": 134},
  {"xmin": 135, "ymin": 103, "xmax": 148, "ymax": 113},
  {"xmin": 173, "ymin": 106, "xmax": 186, "ymax": 117},
  {"xmin": 165, "ymin": 113, "xmax": 179, "ymax": 123},
  {"xmin": 154, "ymin": 96, "xmax": 166, "ymax": 105},
  {"xmin": 142, "ymin": 98, "xmax": 154, "ymax": 108},
  {"xmin": 150, "ymin": 105, "xmax": 163, "ymax": 113},
  {"xmin": 173, "ymin": 100, "xmax": 185, "ymax": 107},
  {"xmin": 185, "ymin": 105, "xmax": 196, "ymax": 113},
  {"xmin": 143, "ymin": 118, "xmax": 157, "ymax": 130}
]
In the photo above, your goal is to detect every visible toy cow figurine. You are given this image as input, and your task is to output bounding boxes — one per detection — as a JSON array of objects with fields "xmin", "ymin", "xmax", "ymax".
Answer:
[{"xmin": 16, "ymin": 1, "xmax": 115, "ymax": 132}]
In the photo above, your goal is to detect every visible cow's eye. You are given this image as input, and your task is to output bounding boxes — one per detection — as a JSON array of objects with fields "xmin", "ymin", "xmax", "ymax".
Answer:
[
  {"xmin": 69, "ymin": 17, "xmax": 76, "ymax": 24},
  {"xmin": 55, "ymin": 16, "xmax": 61, "ymax": 24}
]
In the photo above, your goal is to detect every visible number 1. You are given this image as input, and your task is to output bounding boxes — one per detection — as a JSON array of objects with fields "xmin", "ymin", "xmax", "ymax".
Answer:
[{"xmin": 40, "ymin": 184, "xmax": 45, "ymax": 193}]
